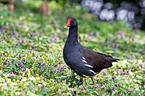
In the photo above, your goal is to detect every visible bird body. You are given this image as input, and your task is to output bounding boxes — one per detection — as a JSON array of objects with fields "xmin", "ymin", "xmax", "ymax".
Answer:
[
  {"xmin": 63, "ymin": 18, "xmax": 119, "ymax": 84},
  {"xmin": 63, "ymin": 42, "xmax": 94, "ymax": 77}
]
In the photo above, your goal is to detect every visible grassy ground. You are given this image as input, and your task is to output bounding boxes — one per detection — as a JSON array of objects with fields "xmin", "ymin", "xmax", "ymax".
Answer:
[{"xmin": 0, "ymin": 1, "xmax": 145, "ymax": 95}]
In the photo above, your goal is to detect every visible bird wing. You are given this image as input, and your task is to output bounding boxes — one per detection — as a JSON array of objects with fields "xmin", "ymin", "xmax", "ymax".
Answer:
[{"xmin": 80, "ymin": 47, "xmax": 119, "ymax": 73}]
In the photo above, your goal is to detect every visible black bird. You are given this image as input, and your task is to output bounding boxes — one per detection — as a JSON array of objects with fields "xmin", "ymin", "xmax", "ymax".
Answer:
[{"xmin": 63, "ymin": 18, "xmax": 119, "ymax": 86}]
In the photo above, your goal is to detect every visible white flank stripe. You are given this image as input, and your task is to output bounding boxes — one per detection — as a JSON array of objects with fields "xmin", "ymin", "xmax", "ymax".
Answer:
[
  {"xmin": 85, "ymin": 64, "xmax": 93, "ymax": 68},
  {"xmin": 90, "ymin": 70, "xmax": 96, "ymax": 74},
  {"xmin": 82, "ymin": 74, "xmax": 86, "ymax": 77},
  {"xmin": 82, "ymin": 60, "xmax": 87, "ymax": 63},
  {"xmin": 82, "ymin": 57, "xmax": 86, "ymax": 60}
]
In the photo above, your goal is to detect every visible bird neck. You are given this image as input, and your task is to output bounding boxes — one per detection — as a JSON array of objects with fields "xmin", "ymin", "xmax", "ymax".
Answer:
[{"xmin": 66, "ymin": 26, "xmax": 78, "ymax": 44}]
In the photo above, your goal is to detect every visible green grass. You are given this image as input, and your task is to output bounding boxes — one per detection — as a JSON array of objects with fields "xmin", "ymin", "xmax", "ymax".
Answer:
[{"xmin": 0, "ymin": 1, "xmax": 145, "ymax": 95}]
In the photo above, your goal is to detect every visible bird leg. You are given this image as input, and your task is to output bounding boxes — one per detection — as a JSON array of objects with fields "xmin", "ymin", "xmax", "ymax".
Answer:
[
  {"xmin": 71, "ymin": 70, "xmax": 75, "ymax": 76},
  {"xmin": 80, "ymin": 77, "xmax": 85, "ymax": 86},
  {"xmin": 69, "ymin": 70, "xmax": 75, "ymax": 87},
  {"xmin": 91, "ymin": 76, "xmax": 96, "ymax": 86},
  {"xmin": 71, "ymin": 70, "xmax": 76, "ymax": 80},
  {"xmin": 83, "ymin": 77, "xmax": 85, "ymax": 86}
]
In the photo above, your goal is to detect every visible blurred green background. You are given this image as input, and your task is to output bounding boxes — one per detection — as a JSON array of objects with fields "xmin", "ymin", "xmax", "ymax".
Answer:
[{"xmin": 0, "ymin": 0, "xmax": 144, "ymax": 95}]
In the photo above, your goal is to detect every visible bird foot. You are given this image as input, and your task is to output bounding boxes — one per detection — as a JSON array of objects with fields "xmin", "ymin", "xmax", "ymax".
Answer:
[
  {"xmin": 93, "ymin": 82, "xmax": 96, "ymax": 86},
  {"xmin": 83, "ymin": 80, "xmax": 85, "ymax": 87}
]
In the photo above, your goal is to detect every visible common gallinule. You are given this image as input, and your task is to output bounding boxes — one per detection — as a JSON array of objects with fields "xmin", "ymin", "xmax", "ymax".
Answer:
[{"xmin": 63, "ymin": 18, "xmax": 119, "ymax": 86}]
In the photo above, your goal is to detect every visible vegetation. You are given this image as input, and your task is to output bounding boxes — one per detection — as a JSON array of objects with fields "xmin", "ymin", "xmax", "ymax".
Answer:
[{"xmin": 0, "ymin": 1, "xmax": 144, "ymax": 95}]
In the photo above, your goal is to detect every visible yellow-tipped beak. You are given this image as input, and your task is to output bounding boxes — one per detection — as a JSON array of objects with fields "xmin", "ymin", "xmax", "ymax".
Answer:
[{"xmin": 64, "ymin": 26, "xmax": 67, "ymax": 28}]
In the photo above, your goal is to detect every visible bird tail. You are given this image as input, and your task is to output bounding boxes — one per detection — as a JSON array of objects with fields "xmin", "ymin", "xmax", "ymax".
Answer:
[
  {"xmin": 111, "ymin": 58, "xmax": 120, "ymax": 62},
  {"xmin": 104, "ymin": 58, "xmax": 119, "ymax": 68},
  {"xmin": 103, "ymin": 58, "xmax": 119, "ymax": 68}
]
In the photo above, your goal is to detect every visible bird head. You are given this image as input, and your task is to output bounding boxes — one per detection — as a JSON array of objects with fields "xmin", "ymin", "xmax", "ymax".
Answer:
[{"xmin": 65, "ymin": 18, "xmax": 78, "ymax": 28}]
